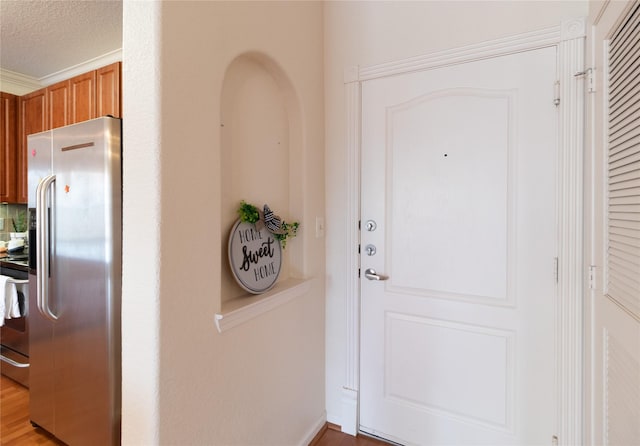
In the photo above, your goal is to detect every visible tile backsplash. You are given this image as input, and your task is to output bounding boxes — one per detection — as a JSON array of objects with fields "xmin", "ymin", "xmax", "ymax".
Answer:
[{"xmin": 0, "ymin": 203, "xmax": 29, "ymax": 242}]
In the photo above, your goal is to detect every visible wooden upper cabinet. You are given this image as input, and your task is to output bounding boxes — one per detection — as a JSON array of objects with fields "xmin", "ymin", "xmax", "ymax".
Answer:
[
  {"xmin": 5, "ymin": 62, "xmax": 121, "ymax": 204},
  {"xmin": 18, "ymin": 89, "xmax": 47, "ymax": 203},
  {"xmin": 47, "ymin": 80, "xmax": 70, "ymax": 130},
  {"xmin": 70, "ymin": 71, "xmax": 96, "ymax": 124},
  {"xmin": 1, "ymin": 92, "xmax": 18, "ymax": 203},
  {"xmin": 96, "ymin": 62, "xmax": 121, "ymax": 118}
]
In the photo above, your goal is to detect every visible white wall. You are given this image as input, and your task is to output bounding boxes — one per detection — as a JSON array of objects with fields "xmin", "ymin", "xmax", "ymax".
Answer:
[
  {"xmin": 122, "ymin": 1, "xmax": 325, "ymax": 444},
  {"xmin": 121, "ymin": 3, "xmax": 161, "ymax": 443},
  {"xmin": 324, "ymin": 0, "xmax": 588, "ymax": 429}
]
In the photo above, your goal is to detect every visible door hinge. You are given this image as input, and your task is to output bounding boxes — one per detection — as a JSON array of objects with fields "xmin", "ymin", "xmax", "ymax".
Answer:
[
  {"xmin": 588, "ymin": 68, "xmax": 596, "ymax": 93},
  {"xmin": 553, "ymin": 80, "xmax": 560, "ymax": 106},
  {"xmin": 575, "ymin": 68, "xmax": 595, "ymax": 93},
  {"xmin": 358, "ymin": 268, "xmax": 361, "ymax": 278},
  {"xmin": 553, "ymin": 257, "xmax": 559, "ymax": 283},
  {"xmin": 588, "ymin": 265, "xmax": 596, "ymax": 289}
]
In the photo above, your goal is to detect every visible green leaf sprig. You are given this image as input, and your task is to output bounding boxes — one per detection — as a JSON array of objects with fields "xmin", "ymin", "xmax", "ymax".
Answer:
[
  {"xmin": 237, "ymin": 200, "xmax": 300, "ymax": 249},
  {"xmin": 238, "ymin": 201, "xmax": 260, "ymax": 224}
]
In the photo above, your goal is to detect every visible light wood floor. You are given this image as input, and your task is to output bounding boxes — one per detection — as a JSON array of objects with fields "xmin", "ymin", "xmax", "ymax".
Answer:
[
  {"xmin": 2, "ymin": 374, "xmax": 388, "ymax": 446},
  {"xmin": 1, "ymin": 375, "xmax": 65, "ymax": 445}
]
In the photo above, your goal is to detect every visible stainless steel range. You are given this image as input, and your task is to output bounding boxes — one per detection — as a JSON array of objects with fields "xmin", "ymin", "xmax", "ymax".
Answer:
[{"xmin": 0, "ymin": 260, "xmax": 30, "ymax": 386}]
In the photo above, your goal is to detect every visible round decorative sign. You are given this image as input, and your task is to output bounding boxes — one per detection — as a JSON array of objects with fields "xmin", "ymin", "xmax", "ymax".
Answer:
[{"xmin": 228, "ymin": 219, "xmax": 282, "ymax": 294}]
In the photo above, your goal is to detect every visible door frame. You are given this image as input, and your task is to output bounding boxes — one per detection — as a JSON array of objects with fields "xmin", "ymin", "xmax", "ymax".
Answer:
[{"xmin": 341, "ymin": 19, "xmax": 586, "ymax": 445}]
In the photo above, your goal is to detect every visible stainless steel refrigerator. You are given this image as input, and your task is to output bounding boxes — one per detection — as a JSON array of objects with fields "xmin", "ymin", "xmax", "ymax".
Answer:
[{"xmin": 27, "ymin": 117, "xmax": 121, "ymax": 445}]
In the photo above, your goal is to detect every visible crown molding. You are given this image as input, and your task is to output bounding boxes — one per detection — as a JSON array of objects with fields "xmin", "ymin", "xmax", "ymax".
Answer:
[
  {"xmin": 40, "ymin": 48, "xmax": 122, "ymax": 86},
  {"xmin": 0, "ymin": 48, "xmax": 122, "ymax": 95},
  {"xmin": 0, "ymin": 70, "xmax": 42, "ymax": 95}
]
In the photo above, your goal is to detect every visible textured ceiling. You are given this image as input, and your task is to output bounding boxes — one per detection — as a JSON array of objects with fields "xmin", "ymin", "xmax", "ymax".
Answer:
[{"xmin": 0, "ymin": 0, "xmax": 122, "ymax": 79}]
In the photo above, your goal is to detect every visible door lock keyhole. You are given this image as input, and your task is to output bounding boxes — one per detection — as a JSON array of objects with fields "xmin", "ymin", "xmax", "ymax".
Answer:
[{"xmin": 365, "ymin": 220, "xmax": 377, "ymax": 232}]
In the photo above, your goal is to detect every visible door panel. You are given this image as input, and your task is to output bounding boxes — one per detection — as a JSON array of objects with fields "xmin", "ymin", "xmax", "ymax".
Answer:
[
  {"xmin": 360, "ymin": 47, "xmax": 558, "ymax": 445},
  {"xmin": 386, "ymin": 89, "xmax": 513, "ymax": 304},
  {"xmin": 384, "ymin": 313, "xmax": 514, "ymax": 429}
]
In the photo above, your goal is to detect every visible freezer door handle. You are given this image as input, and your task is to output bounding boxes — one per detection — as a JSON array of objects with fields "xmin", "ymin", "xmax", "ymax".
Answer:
[{"xmin": 36, "ymin": 174, "xmax": 58, "ymax": 321}]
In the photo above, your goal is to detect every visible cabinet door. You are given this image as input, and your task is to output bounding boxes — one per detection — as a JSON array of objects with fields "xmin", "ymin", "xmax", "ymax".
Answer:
[
  {"xmin": 70, "ymin": 71, "xmax": 96, "ymax": 124},
  {"xmin": 1, "ymin": 92, "xmax": 18, "ymax": 202},
  {"xmin": 18, "ymin": 89, "xmax": 47, "ymax": 203},
  {"xmin": 96, "ymin": 62, "xmax": 121, "ymax": 118},
  {"xmin": 47, "ymin": 80, "xmax": 70, "ymax": 130}
]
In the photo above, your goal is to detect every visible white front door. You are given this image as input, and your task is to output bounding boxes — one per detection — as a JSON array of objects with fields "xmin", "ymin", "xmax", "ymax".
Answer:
[
  {"xmin": 360, "ymin": 47, "xmax": 559, "ymax": 445},
  {"xmin": 587, "ymin": 2, "xmax": 640, "ymax": 445}
]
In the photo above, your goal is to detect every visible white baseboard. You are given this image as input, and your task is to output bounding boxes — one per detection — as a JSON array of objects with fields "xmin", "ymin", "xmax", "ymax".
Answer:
[{"xmin": 298, "ymin": 412, "xmax": 327, "ymax": 446}]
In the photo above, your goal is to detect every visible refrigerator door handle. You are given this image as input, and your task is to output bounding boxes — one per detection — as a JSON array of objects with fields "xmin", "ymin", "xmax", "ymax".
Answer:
[{"xmin": 36, "ymin": 174, "xmax": 58, "ymax": 321}]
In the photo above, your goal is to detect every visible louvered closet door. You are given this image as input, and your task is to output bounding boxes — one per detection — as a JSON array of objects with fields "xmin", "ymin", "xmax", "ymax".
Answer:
[
  {"xmin": 589, "ymin": 1, "xmax": 640, "ymax": 445},
  {"xmin": 607, "ymin": 4, "xmax": 640, "ymax": 318}
]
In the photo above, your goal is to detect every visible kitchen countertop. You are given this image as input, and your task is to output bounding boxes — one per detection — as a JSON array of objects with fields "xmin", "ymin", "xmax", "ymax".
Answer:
[{"xmin": 0, "ymin": 252, "xmax": 30, "ymax": 272}]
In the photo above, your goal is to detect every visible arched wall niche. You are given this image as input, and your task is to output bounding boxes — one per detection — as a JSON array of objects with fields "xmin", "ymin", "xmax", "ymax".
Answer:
[{"xmin": 220, "ymin": 52, "xmax": 305, "ymax": 305}]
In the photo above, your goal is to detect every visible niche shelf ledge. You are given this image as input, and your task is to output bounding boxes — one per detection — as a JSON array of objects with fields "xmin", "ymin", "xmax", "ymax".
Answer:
[{"xmin": 215, "ymin": 278, "xmax": 313, "ymax": 333}]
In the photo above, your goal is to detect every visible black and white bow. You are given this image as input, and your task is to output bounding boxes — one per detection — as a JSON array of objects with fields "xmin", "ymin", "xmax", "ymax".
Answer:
[{"xmin": 254, "ymin": 204, "xmax": 286, "ymax": 235}]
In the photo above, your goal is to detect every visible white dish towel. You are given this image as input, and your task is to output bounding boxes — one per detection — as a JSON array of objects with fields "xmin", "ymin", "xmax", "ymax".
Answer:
[{"xmin": 0, "ymin": 275, "xmax": 22, "ymax": 327}]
